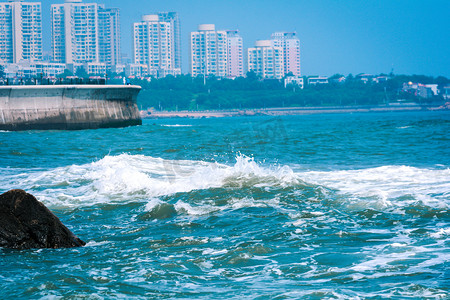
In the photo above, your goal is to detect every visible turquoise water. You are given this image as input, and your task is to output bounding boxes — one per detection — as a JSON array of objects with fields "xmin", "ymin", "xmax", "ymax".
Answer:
[{"xmin": 0, "ymin": 111, "xmax": 449, "ymax": 299}]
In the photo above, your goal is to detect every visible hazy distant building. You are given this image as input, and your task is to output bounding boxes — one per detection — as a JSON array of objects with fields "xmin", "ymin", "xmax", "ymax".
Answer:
[
  {"xmin": 34, "ymin": 62, "xmax": 66, "ymax": 77},
  {"xmin": 442, "ymin": 86, "xmax": 450, "ymax": 100},
  {"xmin": 307, "ymin": 76, "xmax": 328, "ymax": 85},
  {"xmin": 133, "ymin": 14, "xmax": 180, "ymax": 77},
  {"xmin": 84, "ymin": 62, "xmax": 106, "ymax": 76},
  {"xmin": 271, "ymin": 32, "xmax": 300, "ymax": 77},
  {"xmin": 190, "ymin": 24, "xmax": 228, "ymax": 77},
  {"xmin": 419, "ymin": 84, "xmax": 438, "ymax": 98},
  {"xmin": 98, "ymin": 7, "xmax": 121, "ymax": 67},
  {"xmin": 157, "ymin": 12, "xmax": 181, "ymax": 71},
  {"xmin": 226, "ymin": 30, "xmax": 244, "ymax": 78},
  {"xmin": 3, "ymin": 61, "xmax": 66, "ymax": 78},
  {"xmin": 284, "ymin": 75, "xmax": 304, "ymax": 89},
  {"xmin": 247, "ymin": 40, "xmax": 284, "ymax": 79},
  {"xmin": 51, "ymin": 0, "xmax": 98, "ymax": 64},
  {"xmin": 403, "ymin": 82, "xmax": 438, "ymax": 99},
  {"xmin": 0, "ymin": 0, "xmax": 43, "ymax": 63},
  {"xmin": 51, "ymin": 0, "xmax": 120, "ymax": 68},
  {"xmin": 126, "ymin": 63, "xmax": 148, "ymax": 78}
]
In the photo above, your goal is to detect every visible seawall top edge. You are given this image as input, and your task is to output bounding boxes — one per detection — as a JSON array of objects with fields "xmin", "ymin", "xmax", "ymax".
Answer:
[{"xmin": 0, "ymin": 85, "xmax": 141, "ymax": 90}]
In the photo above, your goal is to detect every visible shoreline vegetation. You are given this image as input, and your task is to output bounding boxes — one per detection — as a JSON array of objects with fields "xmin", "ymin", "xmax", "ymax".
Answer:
[
  {"xmin": 141, "ymin": 103, "xmax": 450, "ymax": 119},
  {"xmin": 130, "ymin": 72, "xmax": 450, "ymax": 118}
]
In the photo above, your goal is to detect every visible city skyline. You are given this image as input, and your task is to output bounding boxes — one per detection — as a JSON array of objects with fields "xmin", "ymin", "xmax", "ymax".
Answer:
[
  {"xmin": 37, "ymin": 0, "xmax": 450, "ymax": 77},
  {"xmin": 4, "ymin": 0, "xmax": 450, "ymax": 77}
]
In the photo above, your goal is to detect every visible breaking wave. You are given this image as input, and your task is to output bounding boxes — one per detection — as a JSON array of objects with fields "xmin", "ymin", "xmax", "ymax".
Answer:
[
  {"xmin": 1, "ymin": 154, "xmax": 448, "ymax": 212},
  {"xmin": 300, "ymin": 165, "xmax": 450, "ymax": 211}
]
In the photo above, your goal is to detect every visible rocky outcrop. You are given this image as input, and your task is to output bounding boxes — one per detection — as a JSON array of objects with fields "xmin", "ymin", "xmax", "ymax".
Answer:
[{"xmin": 0, "ymin": 189, "xmax": 85, "ymax": 249}]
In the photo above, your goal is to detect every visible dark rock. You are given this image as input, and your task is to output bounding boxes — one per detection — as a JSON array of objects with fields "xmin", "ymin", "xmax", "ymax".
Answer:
[{"xmin": 0, "ymin": 189, "xmax": 86, "ymax": 250}]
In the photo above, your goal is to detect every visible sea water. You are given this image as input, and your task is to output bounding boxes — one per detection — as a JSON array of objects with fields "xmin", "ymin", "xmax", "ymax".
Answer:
[{"xmin": 0, "ymin": 111, "xmax": 449, "ymax": 299}]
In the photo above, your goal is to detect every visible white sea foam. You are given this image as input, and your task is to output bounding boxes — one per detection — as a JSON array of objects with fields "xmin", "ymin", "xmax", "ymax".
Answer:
[
  {"xmin": 160, "ymin": 124, "xmax": 193, "ymax": 127},
  {"xmin": 1, "ymin": 154, "xmax": 449, "ymax": 212},
  {"xmin": 390, "ymin": 243, "xmax": 407, "ymax": 247},
  {"xmin": 300, "ymin": 165, "xmax": 450, "ymax": 210},
  {"xmin": 143, "ymin": 198, "xmax": 165, "ymax": 211},
  {"xmin": 174, "ymin": 200, "xmax": 218, "ymax": 216},
  {"xmin": 202, "ymin": 248, "xmax": 228, "ymax": 256},
  {"xmin": 85, "ymin": 241, "xmax": 111, "ymax": 247},
  {"xmin": 430, "ymin": 228, "xmax": 450, "ymax": 239},
  {"xmin": 0, "ymin": 154, "xmax": 302, "ymax": 207}
]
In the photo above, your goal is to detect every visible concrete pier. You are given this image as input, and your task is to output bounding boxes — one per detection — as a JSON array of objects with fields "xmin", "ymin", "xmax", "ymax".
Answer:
[{"xmin": 0, "ymin": 85, "xmax": 142, "ymax": 130}]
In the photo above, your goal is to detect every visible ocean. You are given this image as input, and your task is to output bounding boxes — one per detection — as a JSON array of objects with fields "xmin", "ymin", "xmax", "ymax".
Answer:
[{"xmin": 0, "ymin": 111, "xmax": 449, "ymax": 299}]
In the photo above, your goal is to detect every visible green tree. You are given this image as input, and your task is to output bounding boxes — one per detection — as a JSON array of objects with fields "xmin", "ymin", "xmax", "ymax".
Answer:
[
  {"xmin": 435, "ymin": 76, "xmax": 450, "ymax": 89},
  {"xmin": 75, "ymin": 67, "xmax": 88, "ymax": 78},
  {"xmin": 57, "ymin": 69, "xmax": 73, "ymax": 78},
  {"xmin": 134, "ymin": 72, "xmax": 437, "ymax": 111}
]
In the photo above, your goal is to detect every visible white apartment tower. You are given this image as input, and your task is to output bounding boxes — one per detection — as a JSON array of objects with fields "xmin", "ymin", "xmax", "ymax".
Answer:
[
  {"xmin": 271, "ymin": 32, "xmax": 301, "ymax": 76},
  {"xmin": 51, "ymin": 0, "xmax": 120, "ymax": 67},
  {"xmin": 226, "ymin": 30, "xmax": 244, "ymax": 78},
  {"xmin": 0, "ymin": 0, "xmax": 42, "ymax": 63},
  {"xmin": 157, "ymin": 12, "xmax": 181, "ymax": 71},
  {"xmin": 247, "ymin": 40, "xmax": 284, "ymax": 79},
  {"xmin": 98, "ymin": 7, "xmax": 121, "ymax": 67},
  {"xmin": 190, "ymin": 24, "xmax": 227, "ymax": 77},
  {"xmin": 133, "ymin": 14, "xmax": 180, "ymax": 77}
]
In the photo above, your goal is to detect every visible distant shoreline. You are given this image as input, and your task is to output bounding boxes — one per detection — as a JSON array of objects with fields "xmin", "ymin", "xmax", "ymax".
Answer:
[{"xmin": 142, "ymin": 103, "xmax": 450, "ymax": 119}]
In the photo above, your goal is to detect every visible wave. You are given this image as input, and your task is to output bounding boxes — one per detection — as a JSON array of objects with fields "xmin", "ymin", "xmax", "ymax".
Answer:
[
  {"xmin": 1, "ymin": 154, "xmax": 448, "ymax": 211},
  {"xmin": 0, "ymin": 154, "xmax": 302, "ymax": 207},
  {"xmin": 300, "ymin": 166, "xmax": 450, "ymax": 210},
  {"xmin": 160, "ymin": 124, "xmax": 193, "ymax": 127}
]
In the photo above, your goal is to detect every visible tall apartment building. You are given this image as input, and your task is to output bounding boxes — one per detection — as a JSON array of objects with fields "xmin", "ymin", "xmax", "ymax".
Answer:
[
  {"xmin": 51, "ymin": 0, "xmax": 120, "ymax": 68},
  {"xmin": 271, "ymin": 32, "xmax": 301, "ymax": 77},
  {"xmin": 98, "ymin": 7, "xmax": 121, "ymax": 67},
  {"xmin": 247, "ymin": 40, "xmax": 284, "ymax": 79},
  {"xmin": 226, "ymin": 30, "xmax": 244, "ymax": 78},
  {"xmin": 133, "ymin": 14, "xmax": 180, "ymax": 77},
  {"xmin": 0, "ymin": 0, "xmax": 42, "ymax": 64},
  {"xmin": 157, "ymin": 12, "xmax": 181, "ymax": 71},
  {"xmin": 190, "ymin": 24, "xmax": 228, "ymax": 77}
]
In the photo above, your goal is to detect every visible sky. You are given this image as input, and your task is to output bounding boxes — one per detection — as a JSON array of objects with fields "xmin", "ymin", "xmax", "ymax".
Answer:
[{"xmin": 40, "ymin": 0, "xmax": 450, "ymax": 77}]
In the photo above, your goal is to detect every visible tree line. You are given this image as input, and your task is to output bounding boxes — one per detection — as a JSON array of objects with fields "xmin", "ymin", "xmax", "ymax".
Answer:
[
  {"xmin": 126, "ymin": 72, "xmax": 449, "ymax": 111},
  {"xmin": 2, "ymin": 64, "xmax": 447, "ymax": 110}
]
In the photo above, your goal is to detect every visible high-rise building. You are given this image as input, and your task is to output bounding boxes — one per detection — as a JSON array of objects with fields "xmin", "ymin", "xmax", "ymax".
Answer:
[
  {"xmin": 157, "ymin": 12, "xmax": 181, "ymax": 71},
  {"xmin": 51, "ymin": 0, "xmax": 120, "ymax": 68},
  {"xmin": 133, "ymin": 14, "xmax": 180, "ymax": 77},
  {"xmin": 98, "ymin": 7, "xmax": 121, "ymax": 67},
  {"xmin": 51, "ymin": 0, "xmax": 99, "ymax": 65},
  {"xmin": 271, "ymin": 32, "xmax": 300, "ymax": 77},
  {"xmin": 190, "ymin": 24, "xmax": 227, "ymax": 77},
  {"xmin": 226, "ymin": 30, "xmax": 244, "ymax": 78},
  {"xmin": 0, "ymin": 0, "xmax": 42, "ymax": 64},
  {"xmin": 247, "ymin": 40, "xmax": 284, "ymax": 79}
]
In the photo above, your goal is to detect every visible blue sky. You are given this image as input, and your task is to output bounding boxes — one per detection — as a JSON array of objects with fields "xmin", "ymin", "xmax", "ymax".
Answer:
[{"xmin": 41, "ymin": 0, "xmax": 450, "ymax": 77}]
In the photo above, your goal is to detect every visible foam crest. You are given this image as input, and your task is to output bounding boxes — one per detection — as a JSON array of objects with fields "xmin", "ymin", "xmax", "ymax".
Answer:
[
  {"xmin": 2, "ymin": 154, "xmax": 302, "ymax": 207},
  {"xmin": 160, "ymin": 124, "xmax": 193, "ymax": 127},
  {"xmin": 300, "ymin": 165, "xmax": 450, "ymax": 210},
  {"xmin": 223, "ymin": 155, "xmax": 301, "ymax": 187},
  {"xmin": 3, "ymin": 154, "xmax": 448, "ymax": 212}
]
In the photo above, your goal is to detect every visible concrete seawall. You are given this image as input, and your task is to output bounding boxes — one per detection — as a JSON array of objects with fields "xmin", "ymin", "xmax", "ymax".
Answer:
[{"xmin": 0, "ymin": 85, "xmax": 142, "ymax": 130}]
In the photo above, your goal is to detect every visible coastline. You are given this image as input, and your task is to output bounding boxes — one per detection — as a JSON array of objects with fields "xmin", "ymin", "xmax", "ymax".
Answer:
[{"xmin": 141, "ymin": 102, "xmax": 450, "ymax": 119}]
